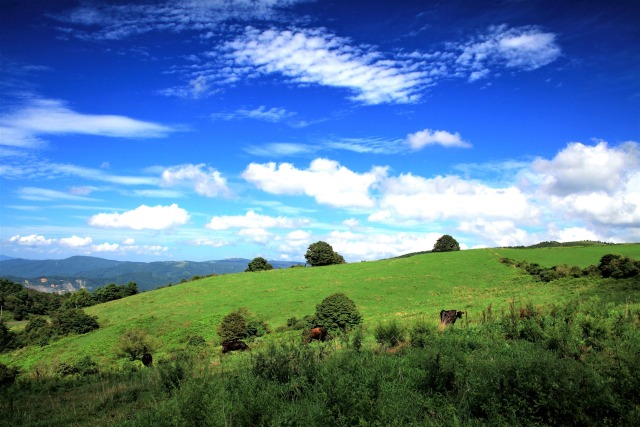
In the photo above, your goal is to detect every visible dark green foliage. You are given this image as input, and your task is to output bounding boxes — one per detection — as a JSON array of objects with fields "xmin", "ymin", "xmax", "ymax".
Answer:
[
  {"xmin": 50, "ymin": 308, "xmax": 99, "ymax": 336},
  {"xmin": 218, "ymin": 307, "xmax": 269, "ymax": 343},
  {"xmin": 304, "ymin": 241, "xmax": 346, "ymax": 266},
  {"xmin": 432, "ymin": 234, "xmax": 460, "ymax": 252},
  {"xmin": 62, "ymin": 288, "xmax": 94, "ymax": 309},
  {"xmin": 374, "ymin": 319, "xmax": 406, "ymax": 348},
  {"xmin": 0, "ymin": 362, "xmax": 18, "ymax": 386},
  {"xmin": 92, "ymin": 282, "xmax": 138, "ymax": 304},
  {"xmin": 501, "ymin": 254, "xmax": 640, "ymax": 282},
  {"xmin": 245, "ymin": 257, "xmax": 274, "ymax": 272},
  {"xmin": 20, "ymin": 316, "xmax": 51, "ymax": 346},
  {"xmin": 598, "ymin": 254, "xmax": 640, "ymax": 278},
  {"xmin": 0, "ymin": 278, "xmax": 62, "ymax": 320},
  {"xmin": 314, "ymin": 293, "xmax": 361, "ymax": 332},
  {"xmin": 0, "ymin": 318, "xmax": 16, "ymax": 351},
  {"xmin": 118, "ymin": 328, "xmax": 154, "ymax": 361},
  {"xmin": 56, "ymin": 357, "xmax": 100, "ymax": 377}
]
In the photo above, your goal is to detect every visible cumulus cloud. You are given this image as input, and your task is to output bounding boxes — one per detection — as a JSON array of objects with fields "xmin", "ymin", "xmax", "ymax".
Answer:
[
  {"xmin": 531, "ymin": 141, "xmax": 638, "ymax": 196},
  {"xmin": 457, "ymin": 219, "xmax": 532, "ymax": 247},
  {"xmin": 242, "ymin": 158, "xmax": 388, "ymax": 208},
  {"xmin": 406, "ymin": 129, "xmax": 471, "ymax": 150},
  {"xmin": 9, "ymin": 234, "xmax": 54, "ymax": 247},
  {"xmin": 326, "ymin": 230, "xmax": 444, "ymax": 261},
  {"xmin": 59, "ymin": 235, "xmax": 93, "ymax": 248},
  {"xmin": 226, "ymin": 27, "xmax": 426, "ymax": 104},
  {"xmin": 205, "ymin": 210, "xmax": 306, "ymax": 230},
  {"xmin": 161, "ymin": 164, "xmax": 231, "ymax": 197},
  {"xmin": 88, "ymin": 203, "xmax": 190, "ymax": 230},
  {"xmin": 0, "ymin": 98, "xmax": 175, "ymax": 148},
  {"xmin": 371, "ymin": 174, "xmax": 535, "ymax": 223}
]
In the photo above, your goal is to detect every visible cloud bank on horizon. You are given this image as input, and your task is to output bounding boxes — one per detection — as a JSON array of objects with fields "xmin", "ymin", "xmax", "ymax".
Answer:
[{"xmin": 1, "ymin": 0, "xmax": 638, "ymax": 262}]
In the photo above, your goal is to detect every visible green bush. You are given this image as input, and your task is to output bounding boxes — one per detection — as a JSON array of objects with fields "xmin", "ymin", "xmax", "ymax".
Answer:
[
  {"xmin": 432, "ymin": 234, "xmax": 460, "ymax": 252},
  {"xmin": 0, "ymin": 362, "xmax": 18, "ymax": 386},
  {"xmin": 374, "ymin": 319, "xmax": 406, "ymax": 348},
  {"xmin": 50, "ymin": 308, "xmax": 99, "ymax": 337},
  {"xmin": 217, "ymin": 307, "xmax": 269, "ymax": 343},
  {"xmin": 314, "ymin": 293, "xmax": 361, "ymax": 332},
  {"xmin": 598, "ymin": 254, "xmax": 640, "ymax": 278},
  {"xmin": 118, "ymin": 328, "xmax": 154, "ymax": 361},
  {"xmin": 304, "ymin": 241, "xmax": 346, "ymax": 266},
  {"xmin": 0, "ymin": 318, "xmax": 16, "ymax": 351},
  {"xmin": 245, "ymin": 257, "xmax": 274, "ymax": 272}
]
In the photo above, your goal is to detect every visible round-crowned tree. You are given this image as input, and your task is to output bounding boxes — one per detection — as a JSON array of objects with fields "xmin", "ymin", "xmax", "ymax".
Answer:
[
  {"xmin": 245, "ymin": 257, "xmax": 274, "ymax": 272},
  {"xmin": 218, "ymin": 308, "xmax": 270, "ymax": 342},
  {"xmin": 305, "ymin": 241, "xmax": 346, "ymax": 266},
  {"xmin": 432, "ymin": 235, "xmax": 460, "ymax": 252},
  {"xmin": 315, "ymin": 293, "xmax": 361, "ymax": 332}
]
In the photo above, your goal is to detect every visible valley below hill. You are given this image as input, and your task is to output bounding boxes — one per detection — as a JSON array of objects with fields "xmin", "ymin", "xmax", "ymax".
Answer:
[{"xmin": 0, "ymin": 256, "xmax": 304, "ymax": 292}]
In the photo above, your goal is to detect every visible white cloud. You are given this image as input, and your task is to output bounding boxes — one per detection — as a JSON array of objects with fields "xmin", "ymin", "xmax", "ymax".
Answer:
[
  {"xmin": 244, "ymin": 142, "xmax": 317, "ymax": 157},
  {"xmin": 0, "ymin": 98, "xmax": 175, "ymax": 148},
  {"xmin": 212, "ymin": 106, "xmax": 295, "ymax": 122},
  {"xmin": 55, "ymin": 0, "xmax": 307, "ymax": 40},
  {"xmin": 205, "ymin": 210, "xmax": 306, "ymax": 230},
  {"xmin": 88, "ymin": 203, "xmax": 190, "ymax": 230},
  {"xmin": 161, "ymin": 164, "xmax": 231, "ymax": 197},
  {"xmin": 326, "ymin": 230, "xmax": 444, "ymax": 261},
  {"xmin": 555, "ymin": 227, "xmax": 602, "ymax": 243},
  {"xmin": 227, "ymin": 27, "xmax": 426, "ymax": 104},
  {"xmin": 93, "ymin": 242, "xmax": 120, "ymax": 252},
  {"xmin": 238, "ymin": 228, "xmax": 274, "ymax": 245},
  {"xmin": 531, "ymin": 141, "xmax": 638, "ymax": 196},
  {"xmin": 406, "ymin": 129, "xmax": 471, "ymax": 150},
  {"xmin": 17, "ymin": 187, "xmax": 99, "ymax": 202},
  {"xmin": 242, "ymin": 158, "xmax": 388, "ymax": 208},
  {"xmin": 453, "ymin": 25, "xmax": 561, "ymax": 81},
  {"xmin": 372, "ymin": 174, "xmax": 536, "ymax": 223},
  {"xmin": 9, "ymin": 234, "xmax": 54, "ymax": 247},
  {"xmin": 191, "ymin": 237, "xmax": 227, "ymax": 247},
  {"xmin": 59, "ymin": 235, "xmax": 93, "ymax": 248},
  {"xmin": 458, "ymin": 219, "xmax": 533, "ymax": 247}
]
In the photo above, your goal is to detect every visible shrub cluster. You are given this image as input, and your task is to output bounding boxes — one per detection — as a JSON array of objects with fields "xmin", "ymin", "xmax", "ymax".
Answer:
[
  {"xmin": 217, "ymin": 307, "xmax": 270, "ymax": 343},
  {"xmin": 500, "ymin": 253, "xmax": 639, "ymax": 282}
]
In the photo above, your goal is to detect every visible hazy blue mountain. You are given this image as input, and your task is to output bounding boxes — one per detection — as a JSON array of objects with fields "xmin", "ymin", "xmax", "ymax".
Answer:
[{"xmin": 0, "ymin": 256, "xmax": 304, "ymax": 292}]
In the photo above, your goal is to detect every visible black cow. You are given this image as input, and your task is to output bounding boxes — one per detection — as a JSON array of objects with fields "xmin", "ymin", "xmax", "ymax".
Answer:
[
  {"xmin": 222, "ymin": 340, "xmax": 249, "ymax": 354},
  {"xmin": 141, "ymin": 353, "xmax": 153, "ymax": 367},
  {"xmin": 440, "ymin": 310, "xmax": 464, "ymax": 325}
]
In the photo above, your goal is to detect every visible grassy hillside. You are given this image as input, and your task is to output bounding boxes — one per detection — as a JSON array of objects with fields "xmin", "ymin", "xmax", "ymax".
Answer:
[
  {"xmin": 493, "ymin": 243, "xmax": 640, "ymax": 268},
  {"xmin": 3, "ymin": 245, "xmax": 639, "ymax": 374}
]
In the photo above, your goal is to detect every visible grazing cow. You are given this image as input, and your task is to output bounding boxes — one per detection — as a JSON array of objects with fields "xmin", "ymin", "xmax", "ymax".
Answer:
[
  {"xmin": 141, "ymin": 353, "xmax": 153, "ymax": 367},
  {"xmin": 222, "ymin": 340, "xmax": 249, "ymax": 354},
  {"xmin": 440, "ymin": 310, "xmax": 464, "ymax": 325},
  {"xmin": 303, "ymin": 327, "xmax": 329, "ymax": 343}
]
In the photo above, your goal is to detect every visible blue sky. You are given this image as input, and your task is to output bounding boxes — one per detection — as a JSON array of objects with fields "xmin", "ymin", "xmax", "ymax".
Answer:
[{"xmin": 1, "ymin": 0, "xmax": 638, "ymax": 262}]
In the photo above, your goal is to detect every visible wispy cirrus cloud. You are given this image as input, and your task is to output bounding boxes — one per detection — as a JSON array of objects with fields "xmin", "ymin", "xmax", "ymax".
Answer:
[
  {"xmin": 212, "ymin": 106, "xmax": 296, "ymax": 122},
  {"xmin": 53, "ymin": 0, "xmax": 309, "ymax": 40},
  {"xmin": 0, "ymin": 98, "xmax": 176, "ymax": 148},
  {"xmin": 225, "ymin": 27, "xmax": 428, "ymax": 105}
]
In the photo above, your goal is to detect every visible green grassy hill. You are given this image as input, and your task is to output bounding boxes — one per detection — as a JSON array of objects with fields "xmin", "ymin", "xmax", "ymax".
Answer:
[{"xmin": 2, "ymin": 245, "xmax": 639, "ymax": 373}]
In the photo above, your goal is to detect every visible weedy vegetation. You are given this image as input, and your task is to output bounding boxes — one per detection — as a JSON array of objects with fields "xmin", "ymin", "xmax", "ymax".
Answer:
[{"xmin": 0, "ymin": 244, "xmax": 639, "ymax": 425}]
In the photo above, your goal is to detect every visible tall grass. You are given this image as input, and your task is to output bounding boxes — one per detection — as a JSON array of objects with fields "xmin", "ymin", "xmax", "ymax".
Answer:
[{"xmin": 2, "ymin": 297, "xmax": 639, "ymax": 426}]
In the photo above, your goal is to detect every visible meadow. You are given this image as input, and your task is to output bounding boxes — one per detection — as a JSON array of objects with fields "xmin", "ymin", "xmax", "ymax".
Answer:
[{"xmin": 1, "ymin": 244, "xmax": 639, "ymax": 425}]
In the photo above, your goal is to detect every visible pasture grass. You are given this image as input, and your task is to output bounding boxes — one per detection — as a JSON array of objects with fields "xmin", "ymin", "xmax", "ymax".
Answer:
[{"xmin": 1, "ymin": 245, "xmax": 639, "ymax": 374}]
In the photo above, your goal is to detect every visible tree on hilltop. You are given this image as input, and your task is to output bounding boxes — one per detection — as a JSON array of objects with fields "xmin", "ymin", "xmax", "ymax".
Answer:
[
  {"xmin": 245, "ymin": 257, "xmax": 274, "ymax": 272},
  {"xmin": 433, "ymin": 235, "xmax": 460, "ymax": 252},
  {"xmin": 305, "ymin": 241, "xmax": 346, "ymax": 266}
]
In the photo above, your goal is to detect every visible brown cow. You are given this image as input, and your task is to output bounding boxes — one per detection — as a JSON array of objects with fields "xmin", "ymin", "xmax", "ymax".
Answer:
[
  {"xmin": 303, "ymin": 327, "xmax": 329, "ymax": 343},
  {"xmin": 440, "ymin": 310, "xmax": 464, "ymax": 325},
  {"xmin": 222, "ymin": 340, "xmax": 249, "ymax": 353}
]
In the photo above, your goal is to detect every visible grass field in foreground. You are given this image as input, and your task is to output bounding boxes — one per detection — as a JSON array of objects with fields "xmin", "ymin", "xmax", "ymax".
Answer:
[{"xmin": 1, "ymin": 244, "xmax": 639, "ymax": 373}]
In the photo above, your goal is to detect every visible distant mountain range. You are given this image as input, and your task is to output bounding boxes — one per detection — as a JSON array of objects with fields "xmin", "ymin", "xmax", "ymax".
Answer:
[{"xmin": 0, "ymin": 256, "xmax": 304, "ymax": 292}]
